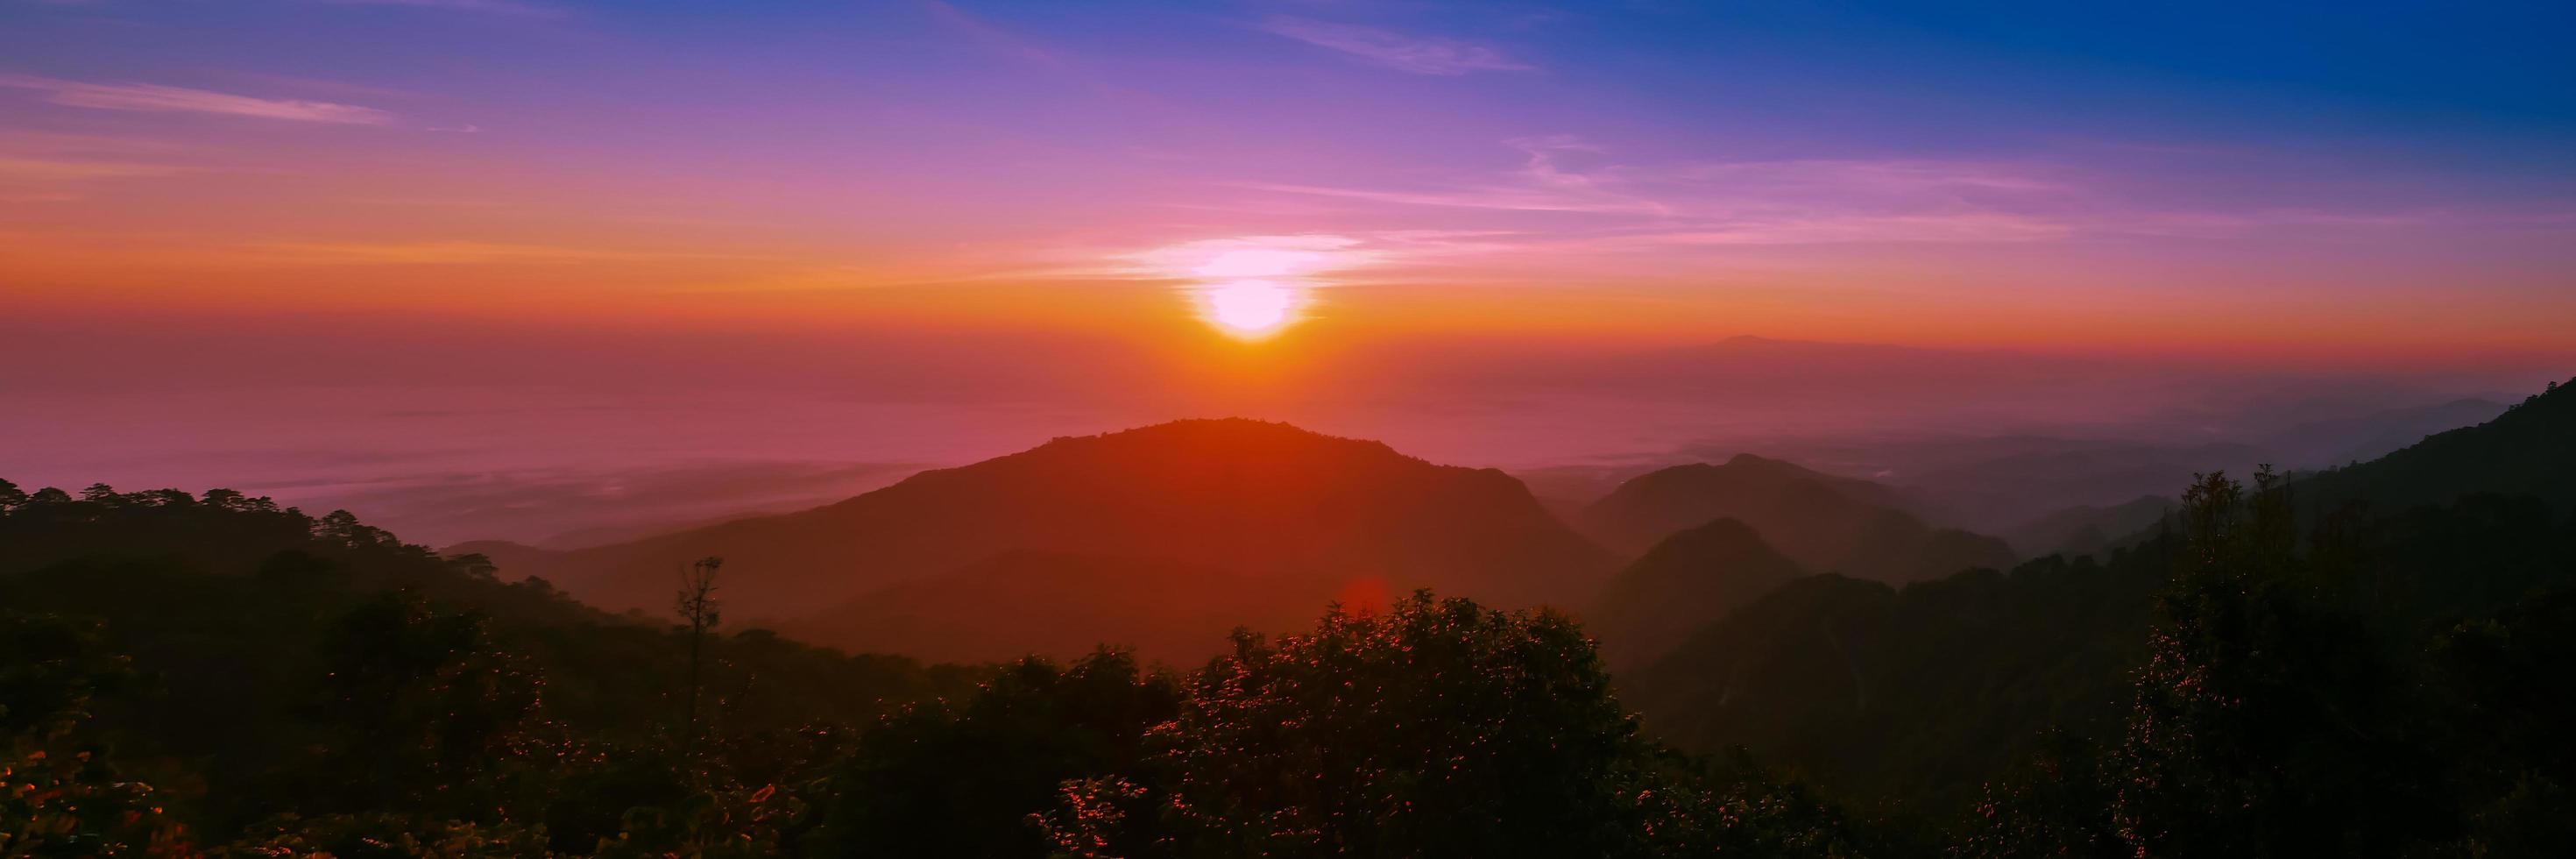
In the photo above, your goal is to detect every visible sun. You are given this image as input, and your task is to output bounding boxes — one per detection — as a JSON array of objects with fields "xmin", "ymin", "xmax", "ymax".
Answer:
[
  {"xmin": 1198, "ymin": 280, "xmax": 1306, "ymax": 339},
  {"xmin": 1132, "ymin": 235, "xmax": 1361, "ymax": 339}
]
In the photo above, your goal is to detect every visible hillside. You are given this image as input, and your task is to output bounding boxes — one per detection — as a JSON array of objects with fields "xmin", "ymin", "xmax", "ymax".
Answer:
[
  {"xmin": 1624, "ymin": 377, "xmax": 2576, "ymax": 808},
  {"xmin": 2263, "ymin": 396, "xmax": 2510, "ymax": 469},
  {"xmin": 2291, "ymin": 378, "xmax": 2576, "ymax": 516},
  {"xmin": 1585, "ymin": 518, "xmax": 1805, "ymax": 671},
  {"xmin": 1579, "ymin": 454, "xmax": 2015, "ymax": 583},
  {"xmin": 502, "ymin": 419, "xmax": 1617, "ymax": 626},
  {"xmin": 1626, "ymin": 552, "xmax": 2167, "ymax": 806},
  {"xmin": 780, "ymin": 550, "xmax": 1334, "ymax": 664},
  {"xmin": 2003, "ymin": 494, "xmax": 2173, "ymax": 558},
  {"xmin": 0, "ymin": 484, "xmax": 983, "ymax": 848}
]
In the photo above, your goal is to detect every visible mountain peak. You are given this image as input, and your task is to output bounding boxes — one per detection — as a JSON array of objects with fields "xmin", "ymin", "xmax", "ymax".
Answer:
[
  {"xmin": 1019, "ymin": 418, "xmax": 1411, "ymax": 464},
  {"xmin": 1648, "ymin": 516, "xmax": 1772, "ymax": 555},
  {"xmin": 1582, "ymin": 454, "xmax": 2013, "ymax": 582},
  {"xmin": 1723, "ymin": 452, "xmax": 1797, "ymax": 470},
  {"xmin": 510, "ymin": 420, "xmax": 1615, "ymax": 641},
  {"xmin": 1589, "ymin": 516, "xmax": 1805, "ymax": 669}
]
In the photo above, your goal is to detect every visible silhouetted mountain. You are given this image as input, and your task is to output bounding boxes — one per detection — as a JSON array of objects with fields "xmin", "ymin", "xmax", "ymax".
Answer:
[
  {"xmin": 1586, "ymin": 518, "xmax": 1806, "ymax": 671},
  {"xmin": 2263, "ymin": 396, "xmax": 2509, "ymax": 469},
  {"xmin": 1579, "ymin": 454, "xmax": 2014, "ymax": 583},
  {"xmin": 1626, "ymin": 554, "xmax": 2168, "ymax": 806},
  {"xmin": 2003, "ymin": 495, "xmax": 2174, "ymax": 558},
  {"xmin": 2292, "ymin": 379, "xmax": 2576, "ymax": 516},
  {"xmin": 780, "ymin": 550, "xmax": 1328, "ymax": 664},
  {"xmin": 501, "ymin": 419, "xmax": 1616, "ymax": 627},
  {"xmin": 1624, "ymin": 378, "xmax": 2576, "ymax": 808},
  {"xmin": 1577, "ymin": 455, "xmax": 1903, "ymax": 553}
]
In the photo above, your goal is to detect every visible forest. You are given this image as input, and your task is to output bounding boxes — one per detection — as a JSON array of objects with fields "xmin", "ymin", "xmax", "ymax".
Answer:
[{"xmin": 6, "ymin": 379, "xmax": 2574, "ymax": 858}]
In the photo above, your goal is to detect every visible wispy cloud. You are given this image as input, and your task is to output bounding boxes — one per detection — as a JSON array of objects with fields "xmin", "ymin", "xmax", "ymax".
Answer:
[
  {"xmin": 1022, "ymin": 231, "xmax": 1525, "ymax": 287},
  {"xmin": 1122, "ymin": 234, "xmax": 1381, "ymax": 280},
  {"xmin": 1261, "ymin": 17, "xmax": 1533, "ymax": 75},
  {"xmin": 1220, "ymin": 139, "xmax": 2516, "ymax": 266},
  {"xmin": 1588, "ymin": 214, "xmax": 2075, "ymax": 246},
  {"xmin": 0, "ymin": 75, "xmax": 395, "ymax": 124},
  {"xmin": 1237, "ymin": 137, "xmax": 1670, "ymax": 216},
  {"xmin": 1240, "ymin": 139, "xmax": 2091, "ymax": 245}
]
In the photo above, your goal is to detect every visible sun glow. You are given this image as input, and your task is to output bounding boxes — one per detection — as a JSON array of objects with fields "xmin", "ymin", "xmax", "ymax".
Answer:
[
  {"xmin": 1127, "ymin": 235, "xmax": 1369, "ymax": 340},
  {"xmin": 1198, "ymin": 280, "xmax": 1307, "ymax": 338}
]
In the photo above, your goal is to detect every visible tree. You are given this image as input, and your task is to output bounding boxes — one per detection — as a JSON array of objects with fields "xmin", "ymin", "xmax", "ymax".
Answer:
[
  {"xmin": 1035, "ymin": 593, "xmax": 1855, "ymax": 858},
  {"xmin": 448, "ymin": 551, "xmax": 500, "ymax": 580},
  {"xmin": 2104, "ymin": 468, "xmax": 2447, "ymax": 858},
  {"xmin": 1, "ymin": 612, "xmax": 187, "ymax": 855},
  {"xmin": 797, "ymin": 650, "xmax": 1182, "ymax": 857},
  {"xmin": 286, "ymin": 592, "xmax": 547, "ymax": 819},
  {"xmin": 677, "ymin": 556, "xmax": 723, "ymax": 757}
]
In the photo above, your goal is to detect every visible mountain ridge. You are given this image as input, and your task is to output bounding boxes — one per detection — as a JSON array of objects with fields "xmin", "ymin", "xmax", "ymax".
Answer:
[
  {"xmin": 495, "ymin": 418, "xmax": 1617, "ymax": 630},
  {"xmin": 1579, "ymin": 455, "xmax": 2015, "ymax": 583}
]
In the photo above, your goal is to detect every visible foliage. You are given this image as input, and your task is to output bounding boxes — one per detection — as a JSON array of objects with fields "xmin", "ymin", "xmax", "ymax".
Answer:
[
  {"xmin": 1626, "ymin": 547, "xmax": 2169, "ymax": 812},
  {"xmin": 1033, "ymin": 593, "xmax": 1864, "ymax": 858},
  {"xmin": 1, "ymin": 612, "xmax": 189, "ymax": 857},
  {"xmin": 1960, "ymin": 467, "xmax": 2576, "ymax": 858},
  {"xmin": 0, "ymin": 483, "xmax": 980, "ymax": 855},
  {"xmin": 2104, "ymin": 469, "xmax": 2449, "ymax": 857},
  {"xmin": 796, "ymin": 650, "xmax": 1181, "ymax": 857}
]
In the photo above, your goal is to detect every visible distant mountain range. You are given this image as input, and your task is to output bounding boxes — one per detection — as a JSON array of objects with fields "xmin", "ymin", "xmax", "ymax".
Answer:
[
  {"xmin": 464, "ymin": 423, "xmax": 2032, "ymax": 664},
  {"xmin": 2263, "ymin": 396, "xmax": 2509, "ymax": 470},
  {"xmin": 1577, "ymin": 455, "xmax": 2016, "ymax": 583},
  {"xmin": 448, "ymin": 380, "xmax": 2550, "ymax": 670},
  {"xmin": 1619, "ymin": 374, "xmax": 2576, "ymax": 804},
  {"xmin": 2002, "ymin": 494, "xmax": 2174, "ymax": 558},
  {"xmin": 476, "ymin": 420, "xmax": 1615, "ymax": 658},
  {"xmin": 2291, "ymin": 385, "xmax": 2574, "ymax": 516}
]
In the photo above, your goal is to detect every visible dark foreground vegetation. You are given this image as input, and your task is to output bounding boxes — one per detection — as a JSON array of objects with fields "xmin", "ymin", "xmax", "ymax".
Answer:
[
  {"xmin": 6, "ymin": 380, "xmax": 2573, "ymax": 857},
  {"xmin": 0, "ymin": 484, "xmax": 1856, "ymax": 856}
]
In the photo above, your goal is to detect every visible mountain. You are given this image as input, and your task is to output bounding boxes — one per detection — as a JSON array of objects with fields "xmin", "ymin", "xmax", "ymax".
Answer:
[
  {"xmin": 2003, "ymin": 495, "xmax": 2174, "ymax": 558},
  {"xmin": 1856, "ymin": 436, "xmax": 2260, "ymax": 533},
  {"xmin": 498, "ymin": 419, "xmax": 1617, "ymax": 627},
  {"xmin": 1586, "ymin": 518, "xmax": 1806, "ymax": 671},
  {"xmin": 1578, "ymin": 454, "xmax": 2015, "ymax": 583},
  {"xmin": 1624, "ymin": 376, "xmax": 2576, "ymax": 807},
  {"xmin": 1576, "ymin": 454, "xmax": 1910, "ymax": 553},
  {"xmin": 2292, "ymin": 379, "xmax": 2576, "ymax": 516},
  {"xmin": 2263, "ymin": 397, "xmax": 2510, "ymax": 469},
  {"xmin": 1626, "ymin": 555, "xmax": 2167, "ymax": 806}
]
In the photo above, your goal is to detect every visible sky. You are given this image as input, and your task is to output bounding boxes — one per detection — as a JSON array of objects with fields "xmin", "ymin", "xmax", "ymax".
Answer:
[{"xmin": 4, "ymin": 0, "xmax": 2574, "ymax": 541}]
